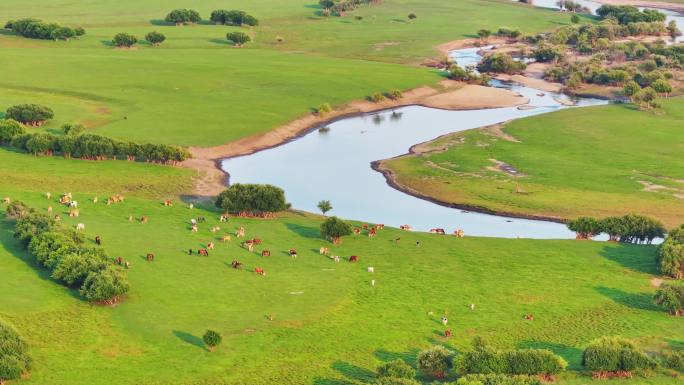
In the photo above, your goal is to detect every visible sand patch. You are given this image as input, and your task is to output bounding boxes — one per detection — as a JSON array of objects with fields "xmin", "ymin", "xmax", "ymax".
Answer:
[
  {"xmin": 482, "ymin": 123, "xmax": 520, "ymax": 143},
  {"xmin": 495, "ymin": 73, "xmax": 563, "ymax": 93}
]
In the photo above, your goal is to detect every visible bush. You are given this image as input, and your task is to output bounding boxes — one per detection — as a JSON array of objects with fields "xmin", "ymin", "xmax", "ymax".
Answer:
[
  {"xmin": 477, "ymin": 53, "xmax": 526, "ymax": 74},
  {"xmin": 661, "ymin": 350, "xmax": 684, "ymax": 371},
  {"xmin": 377, "ymin": 359, "xmax": 416, "ymax": 379},
  {"xmin": 61, "ymin": 123, "xmax": 84, "ymax": 136},
  {"xmin": 0, "ymin": 318, "xmax": 31, "ymax": 384},
  {"xmin": 5, "ymin": 200, "xmax": 31, "ymax": 219},
  {"xmin": 387, "ymin": 89, "xmax": 403, "ymax": 100},
  {"xmin": 657, "ymin": 225, "xmax": 684, "ymax": 278},
  {"xmin": 320, "ymin": 216, "xmax": 352, "ymax": 244},
  {"xmin": 456, "ymin": 374, "xmax": 542, "ymax": 385},
  {"xmin": 80, "ymin": 267, "xmax": 130, "ymax": 304},
  {"xmin": 203, "ymin": 330, "xmax": 222, "ymax": 351},
  {"xmin": 374, "ymin": 378, "xmax": 420, "ymax": 385},
  {"xmin": 317, "ymin": 103, "xmax": 332, "ymax": 115},
  {"xmin": 582, "ymin": 337, "xmax": 657, "ymax": 372},
  {"xmin": 165, "ymin": 9, "xmax": 201, "ymax": 25},
  {"xmin": 653, "ymin": 282, "xmax": 684, "ymax": 316},
  {"xmin": 112, "ymin": 33, "xmax": 137, "ymax": 48},
  {"xmin": 226, "ymin": 31, "xmax": 251, "ymax": 46},
  {"xmin": 215, "ymin": 184, "xmax": 289, "ymax": 216},
  {"xmin": 567, "ymin": 216, "xmax": 602, "ymax": 239},
  {"xmin": 145, "ymin": 31, "xmax": 166, "ymax": 46},
  {"xmin": 456, "ymin": 338, "xmax": 566, "ymax": 376},
  {"xmin": 52, "ymin": 249, "xmax": 109, "ymax": 286},
  {"xmin": 0, "ymin": 119, "xmax": 25, "ymax": 144},
  {"xmin": 417, "ymin": 345, "xmax": 453, "ymax": 379},
  {"xmin": 6, "ymin": 104, "xmax": 54, "ymax": 126}
]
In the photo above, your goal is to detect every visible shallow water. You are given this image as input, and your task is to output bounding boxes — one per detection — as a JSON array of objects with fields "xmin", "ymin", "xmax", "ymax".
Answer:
[{"xmin": 220, "ymin": 48, "xmax": 609, "ymax": 239}]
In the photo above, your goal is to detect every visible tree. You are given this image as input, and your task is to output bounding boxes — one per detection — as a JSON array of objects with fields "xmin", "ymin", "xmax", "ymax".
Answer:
[
  {"xmin": 651, "ymin": 78, "xmax": 672, "ymax": 96},
  {"xmin": 226, "ymin": 31, "xmax": 250, "ymax": 47},
  {"xmin": 377, "ymin": 359, "xmax": 416, "ymax": 379},
  {"xmin": 112, "ymin": 33, "xmax": 137, "ymax": 48},
  {"xmin": 5, "ymin": 104, "xmax": 54, "ymax": 126},
  {"xmin": 567, "ymin": 217, "xmax": 602, "ymax": 239},
  {"xmin": 52, "ymin": 249, "xmax": 108, "ymax": 286},
  {"xmin": 622, "ymin": 80, "xmax": 641, "ymax": 97},
  {"xmin": 61, "ymin": 123, "xmax": 84, "ymax": 136},
  {"xmin": 654, "ymin": 282, "xmax": 684, "ymax": 316},
  {"xmin": 375, "ymin": 378, "xmax": 420, "ymax": 385},
  {"xmin": 408, "ymin": 13, "xmax": 417, "ymax": 21},
  {"xmin": 203, "ymin": 330, "xmax": 222, "ymax": 351},
  {"xmin": 477, "ymin": 29, "xmax": 492, "ymax": 41},
  {"xmin": 571, "ymin": 14, "xmax": 580, "ymax": 24},
  {"xmin": 215, "ymin": 184, "xmax": 289, "ymax": 216},
  {"xmin": 317, "ymin": 200, "xmax": 332, "ymax": 215},
  {"xmin": 582, "ymin": 337, "xmax": 656, "ymax": 373},
  {"xmin": 80, "ymin": 267, "xmax": 130, "ymax": 304},
  {"xmin": 657, "ymin": 225, "xmax": 684, "ymax": 278},
  {"xmin": 417, "ymin": 345, "xmax": 453, "ymax": 379},
  {"xmin": 667, "ymin": 20, "xmax": 682, "ymax": 41},
  {"xmin": 0, "ymin": 318, "xmax": 31, "ymax": 385},
  {"xmin": 317, "ymin": 103, "xmax": 332, "ymax": 115},
  {"xmin": 0, "ymin": 119, "xmax": 25, "ymax": 144},
  {"xmin": 320, "ymin": 216, "xmax": 352, "ymax": 244},
  {"xmin": 477, "ymin": 53, "xmax": 526, "ymax": 74},
  {"xmin": 145, "ymin": 31, "xmax": 166, "ymax": 46},
  {"xmin": 165, "ymin": 9, "xmax": 201, "ymax": 25}
]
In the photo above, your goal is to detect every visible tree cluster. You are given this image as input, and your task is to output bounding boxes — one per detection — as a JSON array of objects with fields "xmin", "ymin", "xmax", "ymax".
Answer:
[
  {"xmin": 448, "ymin": 64, "xmax": 491, "ymax": 85},
  {"xmin": 215, "ymin": 184, "xmax": 290, "ymax": 216},
  {"xmin": 319, "ymin": 0, "xmax": 381, "ymax": 17},
  {"xmin": 566, "ymin": 214, "xmax": 665, "ymax": 243},
  {"xmin": 477, "ymin": 53, "xmax": 526, "ymax": 74},
  {"xmin": 5, "ymin": 104, "xmax": 54, "ymax": 126},
  {"xmin": 4, "ymin": 18, "xmax": 85, "ymax": 40},
  {"xmin": 657, "ymin": 225, "xmax": 684, "ymax": 278},
  {"xmin": 165, "ymin": 9, "xmax": 201, "ymax": 25},
  {"xmin": 582, "ymin": 337, "xmax": 657, "ymax": 374},
  {"xmin": 9, "ymin": 203, "xmax": 130, "ymax": 304},
  {"xmin": 1, "ymin": 124, "xmax": 190, "ymax": 164},
  {"xmin": 596, "ymin": 5, "xmax": 666, "ymax": 25},
  {"xmin": 210, "ymin": 10, "xmax": 258, "ymax": 26},
  {"xmin": 455, "ymin": 338, "xmax": 567, "ymax": 376},
  {"xmin": 456, "ymin": 374, "xmax": 544, "ymax": 385},
  {"xmin": 0, "ymin": 318, "xmax": 31, "ymax": 384}
]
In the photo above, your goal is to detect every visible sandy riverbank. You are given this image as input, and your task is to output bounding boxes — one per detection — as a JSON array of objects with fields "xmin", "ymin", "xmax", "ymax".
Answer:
[{"xmin": 181, "ymin": 81, "xmax": 529, "ymax": 196}]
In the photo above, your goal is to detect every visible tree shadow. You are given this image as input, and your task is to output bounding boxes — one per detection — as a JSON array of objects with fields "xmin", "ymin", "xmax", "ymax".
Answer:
[
  {"xmin": 517, "ymin": 341, "xmax": 584, "ymax": 370},
  {"xmin": 374, "ymin": 348, "xmax": 420, "ymax": 364},
  {"xmin": 391, "ymin": 18, "xmax": 408, "ymax": 23},
  {"xmin": 172, "ymin": 330, "xmax": 206, "ymax": 350},
  {"xmin": 331, "ymin": 361, "xmax": 375, "ymax": 382},
  {"xmin": 100, "ymin": 40, "xmax": 114, "ymax": 47},
  {"xmin": 304, "ymin": 3, "xmax": 323, "ymax": 9},
  {"xmin": 311, "ymin": 379, "xmax": 355, "ymax": 385},
  {"xmin": 0, "ymin": 29, "xmax": 16, "ymax": 36},
  {"xmin": 208, "ymin": 38, "xmax": 232, "ymax": 46},
  {"xmin": 285, "ymin": 222, "xmax": 322, "ymax": 240},
  {"xmin": 599, "ymin": 244, "xmax": 659, "ymax": 275},
  {"xmin": 595, "ymin": 286, "xmax": 660, "ymax": 312},
  {"xmin": 149, "ymin": 19, "xmax": 173, "ymax": 26}
]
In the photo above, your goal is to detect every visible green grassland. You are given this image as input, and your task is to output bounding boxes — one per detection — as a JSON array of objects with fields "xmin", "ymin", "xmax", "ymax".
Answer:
[
  {"xmin": 0, "ymin": 0, "xmax": 584, "ymax": 146},
  {"xmin": 1, "ymin": 187, "xmax": 682, "ymax": 385},
  {"xmin": 382, "ymin": 100, "xmax": 684, "ymax": 228}
]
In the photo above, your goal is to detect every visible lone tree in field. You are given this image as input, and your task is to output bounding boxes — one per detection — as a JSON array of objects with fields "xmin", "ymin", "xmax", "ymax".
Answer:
[
  {"xmin": 112, "ymin": 33, "xmax": 137, "ymax": 48},
  {"xmin": 215, "ymin": 184, "xmax": 289, "ymax": 217},
  {"xmin": 0, "ymin": 119, "xmax": 25, "ymax": 144},
  {"xmin": 408, "ymin": 13, "xmax": 417, "ymax": 21},
  {"xmin": 0, "ymin": 318, "xmax": 31, "ymax": 384},
  {"xmin": 226, "ymin": 31, "xmax": 250, "ymax": 47},
  {"xmin": 417, "ymin": 345, "xmax": 453, "ymax": 379},
  {"xmin": 165, "ymin": 9, "xmax": 201, "ymax": 25},
  {"xmin": 653, "ymin": 282, "xmax": 684, "ymax": 316},
  {"xmin": 317, "ymin": 200, "xmax": 332, "ymax": 215},
  {"xmin": 145, "ymin": 31, "xmax": 166, "ymax": 46},
  {"xmin": 6, "ymin": 104, "xmax": 54, "ymax": 126},
  {"xmin": 320, "ymin": 216, "xmax": 352, "ymax": 244},
  {"xmin": 203, "ymin": 330, "xmax": 222, "ymax": 352}
]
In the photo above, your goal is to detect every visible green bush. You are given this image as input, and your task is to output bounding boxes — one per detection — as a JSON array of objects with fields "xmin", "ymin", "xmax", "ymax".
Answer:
[
  {"xmin": 210, "ymin": 10, "xmax": 259, "ymax": 26},
  {"xmin": 317, "ymin": 103, "xmax": 332, "ymax": 115},
  {"xmin": 5, "ymin": 18, "xmax": 84, "ymax": 40},
  {"xmin": 112, "ymin": 33, "xmax": 137, "ymax": 48},
  {"xmin": 377, "ymin": 359, "xmax": 415, "ymax": 379},
  {"xmin": 6, "ymin": 104, "xmax": 54, "ymax": 126},
  {"xmin": 567, "ymin": 217, "xmax": 602, "ymax": 239},
  {"xmin": 215, "ymin": 184, "xmax": 289, "ymax": 216},
  {"xmin": 0, "ymin": 119, "xmax": 25, "ymax": 144},
  {"xmin": 203, "ymin": 330, "xmax": 222, "ymax": 351},
  {"xmin": 477, "ymin": 53, "xmax": 526, "ymax": 74},
  {"xmin": 5, "ymin": 200, "xmax": 32, "ymax": 219},
  {"xmin": 456, "ymin": 373, "xmax": 542, "ymax": 385},
  {"xmin": 653, "ymin": 282, "xmax": 684, "ymax": 316},
  {"xmin": 145, "ymin": 31, "xmax": 166, "ymax": 46},
  {"xmin": 165, "ymin": 9, "xmax": 201, "ymax": 25},
  {"xmin": 226, "ymin": 31, "xmax": 251, "ymax": 46},
  {"xmin": 661, "ymin": 350, "xmax": 684, "ymax": 372},
  {"xmin": 80, "ymin": 267, "xmax": 130, "ymax": 304},
  {"xmin": 582, "ymin": 337, "xmax": 657, "ymax": 372},
  {"xmin": 374, "ymin": 377, "xmax": 420, "ymax": 385},
  {"xmin": 456, "ymin": 338, "xmax": 566, "ymax": 376},
  {"xmin": 417, "ymin": 345, "xmax": 453, "ymax": 379},
  {"xmin": 370, "ymin": 92, "xmax": 386, "ymax": 103},
  {"xmin": 0, "ymin": 318, "xmax": 31, "ymax": 384},
  {"xmin": 657, "ymin": 226, "xmax": 684, "ymax": 278}
]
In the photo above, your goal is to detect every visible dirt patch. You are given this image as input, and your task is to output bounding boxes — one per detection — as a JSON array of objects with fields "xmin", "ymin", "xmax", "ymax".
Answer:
[
  {"xmin": 435, "ymin": 37, "xmax": 507, "ymax": 56},
  {"xmin": 487, "ymin": 159, "xmax": 525, "ymax": 177},
  {"xmin": 482, "ymin": 123, "xmax": 520, "ymax": 143}
]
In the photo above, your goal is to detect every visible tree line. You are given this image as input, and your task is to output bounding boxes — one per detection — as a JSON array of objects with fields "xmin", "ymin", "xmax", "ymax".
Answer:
[
  {"xmin": 7, "ymin": 201, "xmax": 130, "ymax": 305},
  {"xmin": 4, "ymin": 18, "xmax": 85, "ymax": 40},
  {"xmin": 318, "ymin": 0, "xmax": 382, "ymax": 17},
  {"xmin": 566, "ymin": 214, "xmax": 665, "ymax": 244}
]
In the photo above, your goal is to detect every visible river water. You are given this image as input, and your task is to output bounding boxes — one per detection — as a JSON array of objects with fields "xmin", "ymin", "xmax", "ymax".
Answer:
[{"xmin": 220, "ymin": 47, "xmax": 609, "ymax": 239}]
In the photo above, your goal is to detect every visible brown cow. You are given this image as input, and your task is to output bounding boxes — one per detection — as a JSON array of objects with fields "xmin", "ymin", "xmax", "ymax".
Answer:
[
  {"xmin": 198, "ymin": 249, "xmax": 209, "ymax": 256},
  {"xmin": 163, "ymin": 199, "xmax": 173, "ymax": 206},
  {"xmin": 262, "ymin": 250, "xmax": 271, "ymax": 257},
  {"xmin": 430, "ymin": 228, "xmax": 446, "ymax": 235},
  {"xmin": 95, "ymin": 236, "xmax": 102, "ymax": 246},
  {"xmin": 353, "ymin": 228, "xmax": 361, "ymax": 235},
  {"xmin": 115, "ymin": 257, "xmax": 123, "ymax": 265},
  {"xmin": 377, "ymin": 224, "xmax": 385, "ymax": 230},
  {"xmin": 251, "ymin": 238, "xmax": 262, "ymax": 245},
  {"xmin": 255, "ymin": 268, "xmax": 266, "ymax": 276},
  {"xmin": 349, "ymin": 255, "xmax": 359, "ymax": 262},
  {"xmin": 140, "ymin": 216, "xmax": 148, "ymax": 224},
  {"xmin": 289, "ymin": 249, "xmax": 298, "ymax": 258},
  {"xmin": 231, "ymin": 260, "xmax": 243, "ymax": 269},
  {"xmin": 146, "ymin": 253, "xmax": 154, "ymax": 262},
  {"xmin": 368, "ymin": 228, "xmax": 377, "ymax": 238}
]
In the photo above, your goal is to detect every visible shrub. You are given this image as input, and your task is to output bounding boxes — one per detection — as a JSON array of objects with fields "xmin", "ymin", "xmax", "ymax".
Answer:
[
  {"xmin": 25, "ymin": 133, "xmax": 56, "ymax": 155},
  {"xmin": 387, "ymin": 89, "xmax": 403, "ymax": 100},
  {"xmin": 370, "ymin": 92, "xmax": 386, "ymax": 103},
  {"xmin": 226, "ymin": 31, "xmax": 251, "ymax": 46},
  {"xmin": 320, "ymin": 216, "xmax": 352, "ymax": 244},
  {"xmin": 61, "ymin": 123, "xmax": 85, "ymax": 136},
  {"xmin": 377, "ymin": 359, "xmax": 416, "ymax": 379},
  {"xmin": 533, "ymin": 44, "xmax": 564, "ymax": 63},
  {"xmin": 317, "ymin": 103, "xmax": 332, "ymax": 115},
  {"xmin": 80, "ymin": 267, "xmax": 130, "ymax": 304},
  {"xmin": 567, "ymin": 217, "xmax": 602, "ymax": 239},
  {"xmin": 623, "ymin": 80, "xmax": 641, "ymax": 97},
  {"xmin": 112, "ymin": 33, "xmax": 137, "ymax": 48},
  {"xmin": 661, "ymin": 350, "xmax": 684, "ymax": 371},
  {"xmin": 417, "ymin": 345, "xmax": 453, "ymax": 379},
  {"xmin": 456, "ymin": 374, "xmax": 542, "ymax": 385},
  {"xmin": 211, "ymin": 10, "xmax": 259, "ymax": 26},
  {"xmin": 203, "ymin": 330, "xmax": 222, "ymax": 351},
  {"xmin": 5, "ymin": 200, "xmax": 31, "ymax": 219},
  {"xmin": 456, "ymin": 338, "xmax": 566, "ymax": 376},
  {"xmin": 374, "ymin": 378, "xmax": 420, "ymax": 385},
  {"xmin": 165, "ymin": 9, "xmax": 201, "ymax": 25},
  {"xmin": 0, "ymin": 119, "xmax": 25, "ymax": 144},
  {"xmin": 52, "ymin": 248, "xmax": 109, "ymax": 286},
  {"xmin": 582, "ymin": 337, "xmax": 657, "ymax": 373},
  {"xmin": 215, "ymin": 184, "xmax": 289, "ymax": 216},
  {"xmin": 145, "ymin": 31, "xmax": 166, "ymax": 46},
  {"xmin": 0, "ymin": 318, "xmax": 31, "ymax": 384},
  {"xmin": 477, "ymin": 53, "xmax": 526, "ymax": 74},
  {"xmin": 657, "ymin": 225, "xmax": 684, "ymax": 278},
  {"xmin": 653, "ymin": 282, "xmax": 684, "ymax": 316},
  {"xmin": 6, "ymin": 104, "xmax": 53, "ymax": 126}
]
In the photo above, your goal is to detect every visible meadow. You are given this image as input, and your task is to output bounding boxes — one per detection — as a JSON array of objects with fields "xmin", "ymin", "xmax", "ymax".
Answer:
[
  {"xmin": 381, "ymin": 99, "xmax": 684, "ymax": 228},
  {"xmin": 0, "ymin": 0, "xmax": 583, "ymax": 146}
]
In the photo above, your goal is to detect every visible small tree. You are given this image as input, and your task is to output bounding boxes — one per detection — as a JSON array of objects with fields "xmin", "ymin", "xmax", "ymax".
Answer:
[
  {"xmin": 377, "ymin": 359, "xmax": 416, "ymax": 379},
  {"xmin": 657, "ymin": 225, "xmax": 684, "ymax": 278},
  {"xmin": 0, "ymin": 119, "xmax": 25, "ymax": 144},
  {"xmin": 477, "ymin": 29, "xmax": 492, "ymax": 41},
  {"xmin": 571, "ymin": 14, "xmax": 580, "ymax": 24},
  {"xmin": 165, "ymin": 9, "xmax": 201, "ymax": 25},
  {"xmin": 320, "ymin": 216, "xmax": 352, "ymax": 244},
  {"xmin": 145, "ymin": 31, "xmax": 166, "ymax": 46},
  {"xmin": 80, "ymin": 267, "xmax": 130, "ymax": 304},
  {"xmin": 408, "ymin": 13, "xmax": 417, "ymax": 21},
  {"xmin": 417, "ymin": 345, "xmax": 453, "ymax": 379},
  {"xmin": 667, "ymin": 20, "xmax": 682, "ymax": 41},
  {"xmin": 317, "ymin": 103, "xmax": 332, "ymax": 115},
  {"xmin": 215, "ymin": 184, "xmax": 289, "ymax": 216},
  {"xmin": 567, "ymin": 217, "xmax": 602, "ymax": 239},
  {"xmin": 582, "ymin": 337, "xmax": 656, "ymax": 373},
  {"xmin": 0, "ymin": 318, "xmax": 31, "ymax": 385},
  {"xmin": 623, "ymin": 80, "xmax": 641, "ymax": 97},
  {"xmin": 226, "ymin": 31, "xmax": 250, "ymax": 47},
  {"xmin": 203, "ymin": 330, "xmax": 222, "ymax": 351},
  {"xmin": 317, "ymin": 200, "xmax": 332, "ymax": 215},
  {"xmin": 5, "ymin": 104, "xmax": 54, "ymax": 126},
  {"xmin": 61, "ymin": 123, "xmax": 84, "ymax": 136},
  {"xmin": 112, "ymin": 33, "xmax": 137, "ymax": 48},
  {"xmin": 651, "ymin": 78, "xmax": 672, "ymax": 97},
  {"xmin": 653, "ymin": 283, "xmax": 684, "ymax": 316}
]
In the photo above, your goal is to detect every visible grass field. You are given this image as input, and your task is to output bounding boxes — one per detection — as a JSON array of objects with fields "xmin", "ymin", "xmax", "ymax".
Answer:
[
  {"xmin": 381, "ymin": 99, "xmax": 684, "ymax": 228},
  {"xmin": 0, "ymin": 0, "xmax": 584, "ymax": 146},
  {"xmin": 1, "ymin": 188, "xmax": 682, "ymax": 385}
]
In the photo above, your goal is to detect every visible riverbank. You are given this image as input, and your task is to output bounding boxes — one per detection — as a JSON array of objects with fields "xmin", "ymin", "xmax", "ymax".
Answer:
[
  {"xmin": 595, "ymin": 0, "xmax": 684, "ymax": 14},
  {"xmin": 182, "ymin": 80, "xmax": 529, "ymax": 196}
]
